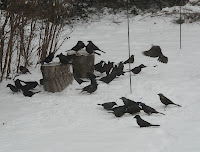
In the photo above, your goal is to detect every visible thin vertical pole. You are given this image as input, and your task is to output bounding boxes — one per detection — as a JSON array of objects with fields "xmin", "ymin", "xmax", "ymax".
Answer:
[
  {"xmin": 180, "ymin": 5, "xmax": 182, "ymax": 49},
  {"xmin": 126, "ymin": 0, "xmax": 132, "ymax": 93}
]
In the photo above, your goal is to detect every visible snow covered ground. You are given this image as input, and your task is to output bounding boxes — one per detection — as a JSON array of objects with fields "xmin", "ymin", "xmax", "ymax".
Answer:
[{"xmin": 1, "ymin": 10, "xmax": 200, "ymax": 152}]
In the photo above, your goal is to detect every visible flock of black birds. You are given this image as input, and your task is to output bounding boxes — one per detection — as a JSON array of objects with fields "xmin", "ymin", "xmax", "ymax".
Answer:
[
  {"xmin": 7, "ymin": 64, "xmax": 43, "ymax": 97},
  {"xmin": 98, "ymin": 94, "xmax": 181, "ymax": 128},
  {"xmin": 7, "ymin": 78, "xmax": 41, "ymax": 97},
  {"xmin": 6, "ymin": 40, "xmax": 177, "ymax": 128}
]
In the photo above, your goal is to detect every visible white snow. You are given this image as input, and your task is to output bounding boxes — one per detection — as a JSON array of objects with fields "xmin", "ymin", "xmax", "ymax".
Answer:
[{"xmin": 1, "ymin": 10, "xmax": 200, "ymax": 152}]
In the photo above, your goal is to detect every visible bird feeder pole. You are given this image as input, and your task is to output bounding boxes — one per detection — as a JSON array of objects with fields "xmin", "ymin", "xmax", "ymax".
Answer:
[
  {"xmin": 180, "ymin": 3, "xmax": 182, "ymax": 49},
  {"xmin": 126, "ymin": 0, "xmax": 132, "ymax": 93}
]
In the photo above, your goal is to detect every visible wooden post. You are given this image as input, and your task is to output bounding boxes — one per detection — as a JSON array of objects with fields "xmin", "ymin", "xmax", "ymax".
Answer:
[
  {"xmin": 41, "ymin": 63, "xmax": 73, "ymax": 93},
  {"xmin": 72, "ymin": 55, "xmax": 94, "ymax": 78}
]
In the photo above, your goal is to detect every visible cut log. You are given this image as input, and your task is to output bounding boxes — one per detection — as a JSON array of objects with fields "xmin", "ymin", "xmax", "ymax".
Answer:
[
  {"xmin": 41, "ymin": 63, "xmax": 73, "ymax": 93},
  {"xmin": 72, "ymin": 55, "xmax": 95, "ymax": 78}
]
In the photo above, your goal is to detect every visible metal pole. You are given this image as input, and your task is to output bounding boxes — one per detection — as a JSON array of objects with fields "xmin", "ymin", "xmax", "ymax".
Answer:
[
  {"xmin": 180, "ymin": 5, "xmax": 182, "ymax": 49},
  {"xmin": 126, "ymin": 0, "xmax": 132, "ymax": 93}
]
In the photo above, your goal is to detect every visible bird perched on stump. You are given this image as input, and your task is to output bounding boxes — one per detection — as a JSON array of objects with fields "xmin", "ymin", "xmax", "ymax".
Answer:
[
  {"xmin": 97, "ymin": 102, "xmax": 117, "ymax": 110},
  {"xmin": 70, "ymin": 41, "xmax": 85, "ymax": 52},
  {"xmin": 128, "ymin": 64, "xmax": 146, "ymax": 75},
  {"xmin": 134, "ymin": 115, "xmax": 160, "ymax": 127},
  {"xmin": 56, "ymin": 53, "xmax": 70, "ymax": 65},
  {"xmin": 7, "ymin": 84, "xmax": 19, "ymax": 93},
  {"xmin": 124, "ymin": 55, "xmax": 134, "ymax": 64},
  {"xmin": 142, "ymin": 46, "xmax": 168, "ymax": 63},
  {"xmin": 39, "ymin": 52, "xmax": 55, "ymax": 64},
  {"xmin": 19, "ymin": 66, "xmax": 31, "ymax": 74},
  {"xmin": 86, "ymin": 41, "xmax": 105, "ymax": 55},
  {"xmin": 158, "ymin": 93, "xmax": 181, "ymax": 107}
]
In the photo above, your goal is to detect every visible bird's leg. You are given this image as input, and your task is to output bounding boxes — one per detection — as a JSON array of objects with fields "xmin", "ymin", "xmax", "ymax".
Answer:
[{"xmin": 164, "ymin": 105, "xmax": 167, "ymax": 111}]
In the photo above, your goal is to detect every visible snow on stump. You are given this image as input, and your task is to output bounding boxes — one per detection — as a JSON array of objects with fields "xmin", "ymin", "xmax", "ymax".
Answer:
[
  {"xmin": 72, "ymin": 55, "xmax": 95, "ymax": 78},
  {"xmin": 41, "ymin": 63, "xmax": 73, "ymax": 93}
]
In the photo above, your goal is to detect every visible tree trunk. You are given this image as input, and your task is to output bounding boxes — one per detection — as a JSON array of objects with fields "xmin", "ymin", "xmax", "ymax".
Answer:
[
  {"xmin": 72, "ymin": 55, "xmax": 94, "ymax": 78},
  {"xmin": 41, "ymin": 63, "xmax": 73, "ymax": 93}
]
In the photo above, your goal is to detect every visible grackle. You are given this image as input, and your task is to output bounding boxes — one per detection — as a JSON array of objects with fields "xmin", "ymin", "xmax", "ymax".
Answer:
[
  {"xmin": 158, "ymin": 93, "xmax": 181, "ymax": 107},
  {"xmin": 134, "ymin": 115, "xmax": 160, "ymax": 127}
]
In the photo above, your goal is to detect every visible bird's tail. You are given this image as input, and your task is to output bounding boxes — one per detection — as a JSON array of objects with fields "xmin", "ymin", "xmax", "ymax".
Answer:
[
  {"xmin": 150, "ymin": 124, "xmax": 160, "ymax": 127},
  {"xmin": 174, "ymin": 103, "xmax": 182, "ymax": 107},
  {"xmin": 81, "ymin": 80, "xmax": 88, "ymax": 83},
  {"xmin": 97, "ymin": 49, "xmax": 106, "ymax": 53},
  {"xmin": 158, "ymin": 112, "xmax": 165, "ymax": 115},
  {"xmin": 107, "ymin": 111, "xmax": 114, "ymax": 114},
  {"xmin": 94, "ymin": 52, "xmax": 101, "ymax": 56},
  {"xmin": 158, "ymin": 55, "xmax": 168, "ymax": 63},
  {"xmin": 34, "ymin": 91, "xmax": 41, "ymax": 94}
]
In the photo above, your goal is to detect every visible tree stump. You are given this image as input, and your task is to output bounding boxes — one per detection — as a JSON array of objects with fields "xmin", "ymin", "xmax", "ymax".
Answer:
[
  {"xmin": 41, "ymin": 63, "xmax": 73, "ymax": 93},
  {"xmin": 72, "ymin": 55, "xmax": 95, "ymax": 78}
]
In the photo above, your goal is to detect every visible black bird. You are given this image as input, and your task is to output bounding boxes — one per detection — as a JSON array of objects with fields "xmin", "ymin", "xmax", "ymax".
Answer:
[
  {"xmin": 99, "ymin": 72, "xmax": 116, "ymax": 84},
  {"xmin": 97, "ymin": 102, "xmax": 117, "ymax": 110},
  {"xmin": 124, "ymin": 55, "xmax": 134, "ymax": 64},
  {"xmin": 99, "ymin": 61, "xmax": 114, "ymax": 75},
  {"xmin": 20, "ymin": 80, "xmax": 38, "ymax": 89},
  {"xmin": 15, "ymin": 79, "xmax": 38, "ymax": 91},
  {"xmin": 14, "ymin": 79, "xmax": 23, "ymax": 90},
  {"xmin": 143, "ymin": 46, "xmax": 168, "ymax": 64},
  {"xmin": 129, "ymin": 64, "xmax": 146, "ymax": 75},
  {"xmin": 116, "ymin": 62, "xmax": 125, "ymax": 76},
  {"xmin": 56, "ymin": 53, "xmax": 70, "ymax": 65},
  {"xmin": 94, "ymin": 61, "xmax": 105, "ymax": 71},
  {"xmin": 23, "ymin": 90, "xmax": 41, "ymax": 97},
  {"xmin": 120, "ymin": 97, "xmax": 138, "ymax": 108},
  {"xmin": 140, "ymin": 103, "xmax": 165, "ymax": 115},
  {"xmin": 94, "ymin": 61, "xmax": 106, "ymax": 73},
  {"xmin": 126, "ymin": 105, "xmax": 141, "ymax": 115},
  {"xmin": 108, "ymin": 107, "xmax": 126, "ymax": 117},
  {"xmin": 71, "ymin": 41, "xmax": 85, "ymax": 52},
  {"xmin": 86, "ymin": 72, "xmax": 98, "ymax": 81},
  {"xmin": 158, "ymin": 93, "xmax": 181, "ymax": 107},
  {"xmin": 86, "ymin": 41, "xmax": 105, "ymax": 55},
  {"xmin": 40, "ymin": 52, "xmax": 54, "ymax": 64},
  {"xmin": 19, "ymin": 66, "xmax": 31, "ymax": 74},
  {"xmin": 134, "ymin": 115, "xmax": 160, "ymax": 127},
  {"xmin": 7, "ymin": 84, "xmax": 19, "ymax": 93},
  {"xmin": 74, "ymin": 74, "xmax": 88, "ymax": 85},
  {"xmin": 111, "ymin": 105, "xmax": 127, "ymax": 112},
  {"xmin": 80, "ymin": 79, "xmax": 98, "ymax": 94}
]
